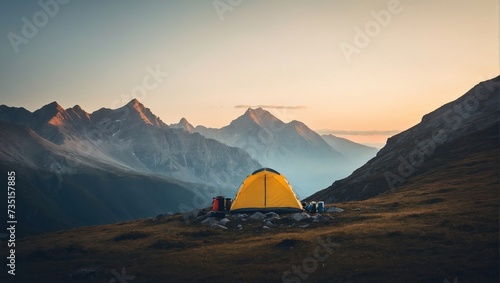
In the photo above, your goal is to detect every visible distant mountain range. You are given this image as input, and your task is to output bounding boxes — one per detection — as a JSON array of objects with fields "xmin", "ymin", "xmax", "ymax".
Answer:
[
  {"xmin": 1, "ymin": 77, "xmax": 496, "ymax": 237},
  {"xmin": 0, "ymin": 99, "xmax": 261, "ymax": 235},
  {"xmin": 0, "ymin": 99, "xmax": 260, "ymax": 189},
  {"xmin": 0, "ymin": 97, "xmax": 379, "ymax": 235},
  {"xmin": 172, "ymin": 108, "xmax": 378, "ymax": 197},
  {"xmin": 307, "ymin": 76, "xmax": 499, "ymax": 202}
]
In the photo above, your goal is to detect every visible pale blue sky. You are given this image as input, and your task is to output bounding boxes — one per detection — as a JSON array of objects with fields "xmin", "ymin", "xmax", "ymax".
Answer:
[{"xmin": 0, "ymin": 0, "xmax": 498, "ymax": 145}]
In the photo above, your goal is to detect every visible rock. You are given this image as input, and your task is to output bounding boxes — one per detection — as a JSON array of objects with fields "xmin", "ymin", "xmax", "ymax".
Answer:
[
  {"xmin": 241, "ymin": 218, "xmax": 247, "ymax": 222},
  {"xmin": 265, "ymin": 212, "xmax": 280, "ymax": 220},
  {"xmin": 220, "ymin": 218, "xmax": 230, "ymax": 226},
  {"xmin": 312, "ymin": 214, "xmax": 328, "ymax": 223},
  {"xmin": 201, "ymin": 217, "xmax": 218, "ymax": 226},
  {"xmin": 194, "ymin": 215, "xmax": 208, "ymax": 222},
  {"xmin": 265, "ymin": 220, "xmax": 273, "ymax": 226},
  {"xmin": 194, "ymin": 211, "xmax": 217, "ymax": 222},
  {"xmin": 249, "ymin": 212, "xmax": 266, "ymax": 220},
  {"xmin": 299, "ymin": 224, "xmax": 310, "ymax": 228},
  {"xmin": 237, "ymin": 224, "xmax": 243, "ymax": 229},
  {"xmin": 237, "ymin": 213, "xmax": 248, "ymax": 218},
  {"xmin": 263, "ymin": 226, "xmax": 271, "ymax": 230},
  {"xmin": 326, "ymin": 207, "xmax": 344, "ymax": 213},
  {"xmin": 291, "ymin": 212, "xmax": 311, "ymax": 222},
  {"xmin": 210, "ymin": 223, "xmax": 228, "ymax": 230}
]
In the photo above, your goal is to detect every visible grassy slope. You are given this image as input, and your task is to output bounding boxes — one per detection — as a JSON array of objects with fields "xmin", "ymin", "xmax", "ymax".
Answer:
[{"xmin": 2, "ymin": 140, "xmax": 498, "ymax": 283}]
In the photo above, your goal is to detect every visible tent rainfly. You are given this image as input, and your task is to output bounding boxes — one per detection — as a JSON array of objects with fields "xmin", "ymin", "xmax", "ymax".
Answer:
[{"xmin": 230, "ymin": 168, "xmax": 303, "ymax": 213}]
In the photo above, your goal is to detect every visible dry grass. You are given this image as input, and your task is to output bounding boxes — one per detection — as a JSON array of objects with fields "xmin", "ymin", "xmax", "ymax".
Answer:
[{"xmin": 1, "ymin": 148, "xmax": 498, "ymax": 282}]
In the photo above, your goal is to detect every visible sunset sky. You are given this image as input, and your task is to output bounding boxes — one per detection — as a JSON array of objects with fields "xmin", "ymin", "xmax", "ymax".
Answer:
[{"xmin": 0, "ymin": 0, "xmax": 497, "ymax": 147}]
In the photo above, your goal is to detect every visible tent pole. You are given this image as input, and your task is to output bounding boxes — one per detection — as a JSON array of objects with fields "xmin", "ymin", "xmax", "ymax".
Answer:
[{"xmin": 264, "ymin": 174, "xmax": 267, "ymax": 208}]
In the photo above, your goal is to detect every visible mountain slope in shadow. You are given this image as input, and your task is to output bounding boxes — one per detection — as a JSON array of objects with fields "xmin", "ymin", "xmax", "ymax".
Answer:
[
  {"xmin": 307, "ymin": 77, "xmax": 499, "ymax": 202},
  {"xmin": 0, "ymin": 122, "xmax": 212, "ymax": 237}
]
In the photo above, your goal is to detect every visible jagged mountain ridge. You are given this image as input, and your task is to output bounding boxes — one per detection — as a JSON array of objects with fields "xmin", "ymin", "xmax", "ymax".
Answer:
[
  {"xmin": 0, "ymin": 121, "xmax": 207, "ymax": 236},
  {"xmin": 192, "ymin": 108, "xmax": 366, "ymax": 197},
  {"xmin": 307, "ymin": 76, "xmax": 499, "ymax": 202},
  {"xmin": 0, "ymin": 99, "xmax": 261, "ymax": 191},
  {"xmin": 196, "ymin": 108, "xmax": 339, "ymax": 159}
]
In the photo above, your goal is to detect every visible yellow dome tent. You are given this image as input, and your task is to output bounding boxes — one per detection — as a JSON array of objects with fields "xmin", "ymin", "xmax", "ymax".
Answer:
[{"xmin": 230, "ymin": 168, "xmax": 303, "ymax": 213}]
